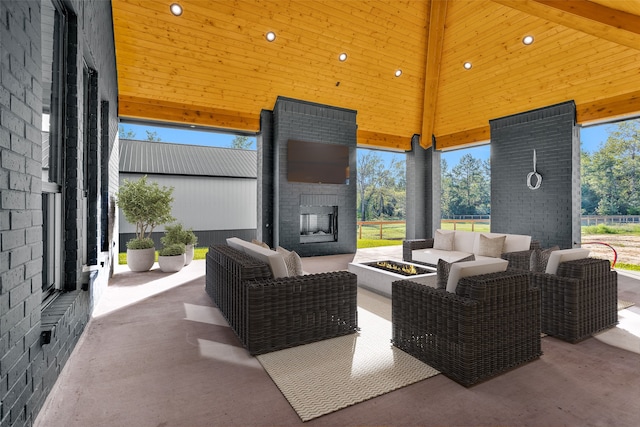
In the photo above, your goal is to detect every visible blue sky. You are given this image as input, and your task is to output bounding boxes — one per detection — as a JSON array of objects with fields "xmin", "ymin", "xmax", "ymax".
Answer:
[{"xmin": 119, "ymin": 121, "xmax": 612, "ymax": 167}]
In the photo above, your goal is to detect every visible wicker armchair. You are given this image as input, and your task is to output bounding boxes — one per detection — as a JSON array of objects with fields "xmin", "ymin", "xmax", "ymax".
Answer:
[
  {"xmin": 529, "ymin": 257, "xmax": 617, "ymax": 343},
  {"xmin": 392, "ymin": 271, "xmax": 542, "ymax": 387},
  {"xmin": 206, "ymin": 245, "xmax": 358, "ymax": 355}
]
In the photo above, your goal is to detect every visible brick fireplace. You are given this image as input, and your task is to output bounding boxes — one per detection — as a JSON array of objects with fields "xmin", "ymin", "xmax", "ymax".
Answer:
[{"xmin": 257, "ymin": 97, "xmax": 357, "ymax": 257}]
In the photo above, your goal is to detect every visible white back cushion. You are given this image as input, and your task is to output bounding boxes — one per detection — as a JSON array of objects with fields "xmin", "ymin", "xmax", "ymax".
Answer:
[
  {"xmin": 226, "ymin": 237, "xmax": 289, "ymax": 278},
  {"xmin": 503, "ymin": 234, "xmax": 532, "ymax": 253},
  {"xmin": 226, "ymin": 237, "xmax": 248, "ymax": 252},
  {"xmin": 242, "ymin": 244, "xmax": 289, "ymax": 278},
  {"xmin": 453, "ymin": 230, "xmax": 476, "ymax": 253},
  {"xmin": 545, "ymin": 248, "xmax": 591, "ymax": 275},
  {"xmin": 446, "ymin": 258, "xmax": 509, "ymax": 293}
]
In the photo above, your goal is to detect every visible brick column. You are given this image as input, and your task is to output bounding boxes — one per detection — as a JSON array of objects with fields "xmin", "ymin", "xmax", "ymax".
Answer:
[
  {"xmin": 406, "ymin": 135, "xmax": 440, "ymax": 239},
  {"xmin": 490, "ymin": 101, "xmax": 580, "ymax": 248}
]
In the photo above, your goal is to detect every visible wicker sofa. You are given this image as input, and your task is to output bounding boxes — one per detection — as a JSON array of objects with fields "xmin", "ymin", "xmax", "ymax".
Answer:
[
  {"xmin": 205, "ymin": 243, "xmax": 358, "ymax": 355},
  {"xmin": 403, "ymin": 231, "xmax": 540, "ymax": 270},
  {"xmin": 392, "ymin": 270, "xmax": 542, "ymax": 387}
]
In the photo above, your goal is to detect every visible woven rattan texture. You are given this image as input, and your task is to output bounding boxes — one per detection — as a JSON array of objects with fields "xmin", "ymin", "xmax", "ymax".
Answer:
[
  {"xmin": 206, "ymin": 245, "xmax": 358, "ymax": 355},
  {"xmin": 392, "ymin": 271, "xmax": 542, "ymax": 387},
  {"xmin": 530, "ymin": 257, "xmax": 618, "ymax": 343}
]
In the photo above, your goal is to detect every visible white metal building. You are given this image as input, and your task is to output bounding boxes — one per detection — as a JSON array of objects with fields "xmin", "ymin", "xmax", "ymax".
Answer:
[{"xmin": 118, "ymin": 139, "xmax": 257, "ymax": 251}]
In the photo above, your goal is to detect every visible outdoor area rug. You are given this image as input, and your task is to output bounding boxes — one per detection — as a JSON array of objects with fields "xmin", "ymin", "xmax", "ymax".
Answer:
[
  {"xmin": 256, "ymin": 307, "xmax": 439, "ymax": 422},
  {"xmin": 618, "ymin": 299, "xmax": 635, "ymax": 311}
]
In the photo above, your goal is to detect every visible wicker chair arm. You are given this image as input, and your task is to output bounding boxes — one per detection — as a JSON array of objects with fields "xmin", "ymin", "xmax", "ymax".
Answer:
[
  {"xmin": 402, "ymin": 239, "xmax": 434, "ymax": 262},
  {"xmin": 501, "ymin": 249, "xmax": 534, "ymax": 270}
]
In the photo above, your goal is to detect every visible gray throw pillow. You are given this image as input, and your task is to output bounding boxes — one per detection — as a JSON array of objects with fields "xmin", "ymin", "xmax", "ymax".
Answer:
[
  {"xmin": 477, "ymin": 234, "xmax": 506, "ymax": 258},
  {"xmin": 437, "ymin": 255, "xmax": 476, "ymax": 289},
  {"xmin": 433, "ymin": 229, "xmax": 455, "ymax": 251}
]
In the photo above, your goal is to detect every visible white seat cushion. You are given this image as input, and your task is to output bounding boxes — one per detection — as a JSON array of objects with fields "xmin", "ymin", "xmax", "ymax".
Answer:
[
  {"xmin": 446, "ymin": 258, "xmax": 509, "ymax": 293},
  {"xmin": 545, "ymin": 248, "xmax": 591, "ymax": 275}
]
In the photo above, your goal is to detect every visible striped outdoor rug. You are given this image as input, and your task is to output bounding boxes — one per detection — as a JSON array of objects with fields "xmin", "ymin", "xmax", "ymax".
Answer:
[{"xmin": 256, "ymin": 307, "xmax": 439, "ymax": 422}]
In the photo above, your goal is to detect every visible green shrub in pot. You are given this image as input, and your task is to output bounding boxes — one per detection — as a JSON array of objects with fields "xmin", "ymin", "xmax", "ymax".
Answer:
[{"xmin": 116, "ymin": 175, "xmax": 175, "ymax": 271}]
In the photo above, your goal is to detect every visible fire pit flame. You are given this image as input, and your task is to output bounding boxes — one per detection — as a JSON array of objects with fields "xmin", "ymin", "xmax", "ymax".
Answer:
[{"xmin": 376, "ymin": 261, "xmax": 418, "ymax": 275}]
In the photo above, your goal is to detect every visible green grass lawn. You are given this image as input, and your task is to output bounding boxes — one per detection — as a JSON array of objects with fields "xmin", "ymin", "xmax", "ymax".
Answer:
[{"xmin": 118, "ymin": 223, "xmax": 640, "ymax": 270}]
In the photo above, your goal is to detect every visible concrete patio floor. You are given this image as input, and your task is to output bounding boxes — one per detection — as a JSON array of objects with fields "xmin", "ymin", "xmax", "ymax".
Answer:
[{"xmin": 34, "ymin": 246, "xmax": 640, "ymax": 426}]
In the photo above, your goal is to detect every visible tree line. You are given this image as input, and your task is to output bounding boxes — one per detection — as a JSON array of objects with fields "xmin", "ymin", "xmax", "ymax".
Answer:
[
  {"xmin": 357, "ymin": 119, "xmax": 640, "ymax": 220},
  {"xmin": 581, "ymin": 119, "xmax": 640, "ymax": 215}
]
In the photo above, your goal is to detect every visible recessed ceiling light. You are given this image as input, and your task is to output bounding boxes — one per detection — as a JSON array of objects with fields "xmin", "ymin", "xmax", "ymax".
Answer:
[
  {"xmin": 523, "ymin": 35, "xmax": 534, "ymax": 45},
  {"xmin": 395, "ymin": 69, "xmax": 402, "ymax": 77},
  {"xmin": 339, "ymin": 53, "xmax": 347, "ymax": 62},
  {"xmin": 266, "ymin": 31, "xmax": 276, "ymax": 42},
  {"xmin": 189, "ymin": 125, "xmax": 196, "ymax": 128},
  {"xmin": 463, "ymin": 62, "xmax": 472, "ymax": 70},
  {"xmin": 170, "ymin": 3, "xmax": 182, "ymax": 16}
]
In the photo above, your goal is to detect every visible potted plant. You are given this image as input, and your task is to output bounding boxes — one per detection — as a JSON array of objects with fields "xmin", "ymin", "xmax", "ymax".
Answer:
[
  {"xmin": 116, "ymin": 175, "xmax": 175, "ymax": 272},
  {"xmin": 162, "ymin": 223, "xmax": 198, "ymax": 265},
  {"xmin": 158, "ymin": 243, "xmax": 186, "ymax": 273}
]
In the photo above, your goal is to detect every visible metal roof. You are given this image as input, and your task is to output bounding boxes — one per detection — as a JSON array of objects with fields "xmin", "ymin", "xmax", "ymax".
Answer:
[{"xmin": 119, "ymin": 139, "xmax": 257, "ymax": 178}]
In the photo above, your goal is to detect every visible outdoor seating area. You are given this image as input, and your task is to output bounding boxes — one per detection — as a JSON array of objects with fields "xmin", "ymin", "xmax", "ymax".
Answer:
[{"xmin": 33, "ymin": 246, "xmax": 640, "ymax": 427}]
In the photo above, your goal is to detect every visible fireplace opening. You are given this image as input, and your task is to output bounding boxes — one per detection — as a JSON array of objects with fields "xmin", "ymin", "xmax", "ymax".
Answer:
[{"xmin": 300, "ymin": 205, "xmax": 338, "ymax": 243}]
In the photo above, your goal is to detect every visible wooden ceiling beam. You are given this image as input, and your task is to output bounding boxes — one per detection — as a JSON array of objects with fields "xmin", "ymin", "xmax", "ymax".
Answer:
[
  {"xmin": 118, "ymin": 95, "xmax": 260, "ymax": 132},
  {"xmin": 492, "ymin": 0, "xmax": 640, "ymax": 50},
  {"xmin": 420, "ymin": 0, "xmax": 448, "ymax": 149},
  {"xmin": 435, "ymin": 126, "xmax": 491, "ymax": 151},
  {"xmin": 357, "ymin": 130, "xmax": 412, "ymax": 151},
  {"xmin": 577, "ymin": 90, "xmax": 640, "ymax": 124}
]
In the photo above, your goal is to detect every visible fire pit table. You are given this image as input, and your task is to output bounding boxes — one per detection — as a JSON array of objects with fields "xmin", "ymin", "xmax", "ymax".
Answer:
[{"xmin": 347, "ymin": 260, "xmax": 437, "ymax": 298}]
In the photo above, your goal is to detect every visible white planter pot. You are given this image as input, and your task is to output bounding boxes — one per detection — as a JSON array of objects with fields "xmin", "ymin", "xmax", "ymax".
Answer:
[
  {"xmin": 127, "ymin": 247, "xmax": 156, "ymax": 272},
  {"xmin": 159, "ymin": 254, "xmax": 185, "ymax": 273},
  {"xmin": 184, "ymin": 244, "xmax": 194, "ymax": 265}
]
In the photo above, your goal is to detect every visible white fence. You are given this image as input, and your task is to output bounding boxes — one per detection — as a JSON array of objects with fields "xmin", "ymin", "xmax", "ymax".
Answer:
[{"xmin": 581, "ymin": 215, "xmax": 640, "ymax": 226}]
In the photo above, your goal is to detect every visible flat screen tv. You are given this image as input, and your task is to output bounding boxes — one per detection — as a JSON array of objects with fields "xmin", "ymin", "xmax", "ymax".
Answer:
[{"xmin": 287, "ymin": 139, "xmax": 350, "ymax": 184}]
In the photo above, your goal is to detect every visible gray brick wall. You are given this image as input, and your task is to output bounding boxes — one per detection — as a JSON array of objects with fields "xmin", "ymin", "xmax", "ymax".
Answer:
[
  {"xmin": 257, "ymin": 110, "xmax": 274, "ymax": 247},
  {"xmin": 490, "ymin": 101, "xmax": 580, "ymax": 248},
  {"xmin": 0, "ymin": 1, "xmax": 119, "ymax": 425},
  {"xmin": 406, "ymin": 135, "xmax": 440, "ymax": 239},
  {"xmin": 270, "ymin": 97, "xmax": 357, "ymax": 256}
]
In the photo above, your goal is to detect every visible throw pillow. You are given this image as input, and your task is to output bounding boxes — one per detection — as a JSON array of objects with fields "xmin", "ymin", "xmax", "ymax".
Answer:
[
  {"xmin": 529, "ymin": 246, "xmax": 559, "ymax": 273},
  {"xmin": 477, "ymin": 234, "xmax": 506, "ymax": 258},
  {"xmin": 251, "ymin": 239, "xmax": 270, "ymax": 249},
  {"xmin": 433, "ymin": 229, "xmax": 455, "ymax": 251},
  {"xmin": 436, "ymin": 255, "xmax": 476, "ymax": 289},
  {"xmin": 282, "ymin": 250, "xmax": 303, "ymax": 277},
  {"xmin": 276, "ymin": 246, "xmax": 291, "ymax": 255}
]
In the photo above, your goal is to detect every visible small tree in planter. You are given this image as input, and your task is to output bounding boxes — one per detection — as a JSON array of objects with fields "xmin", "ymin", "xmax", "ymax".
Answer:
[
  {"xmin": 158, "ymin": 243, "xmax": 186, "ymax": 273},
  {"xmin": 162, "ymin": 223, "xmax": 198, "ymax": 265},
  {"xmin": 116, "ymin": 175, "xmax": 175, "ymax": 272}
]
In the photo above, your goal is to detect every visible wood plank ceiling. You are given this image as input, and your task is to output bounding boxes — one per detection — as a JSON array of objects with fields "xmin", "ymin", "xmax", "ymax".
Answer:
[{"xmin": 111, "ymin": 0, "xmax": 640, "ymax": 151}]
